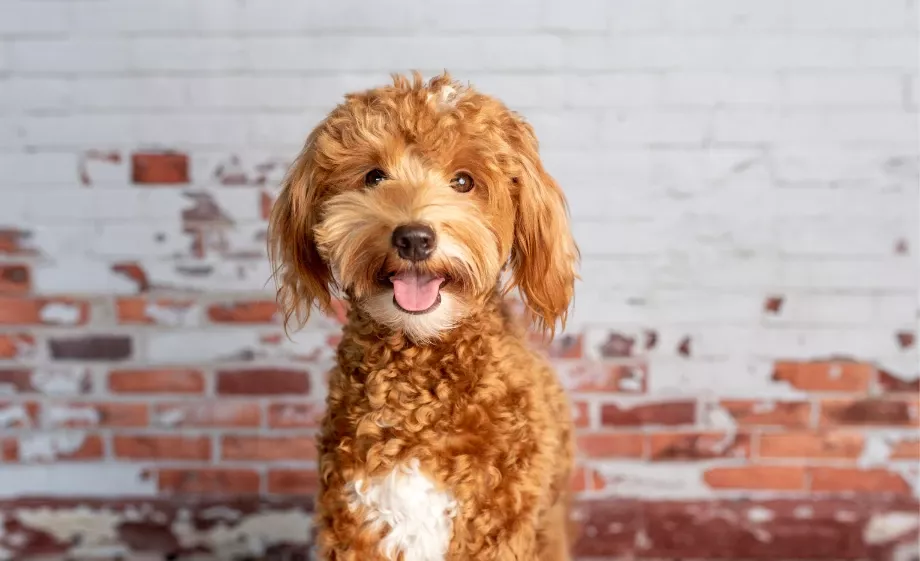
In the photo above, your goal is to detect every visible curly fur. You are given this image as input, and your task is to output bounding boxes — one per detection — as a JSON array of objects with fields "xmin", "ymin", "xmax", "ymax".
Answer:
[{"xmin": 268, "ymin": 72, "xmax": 579, "ymax": 560}]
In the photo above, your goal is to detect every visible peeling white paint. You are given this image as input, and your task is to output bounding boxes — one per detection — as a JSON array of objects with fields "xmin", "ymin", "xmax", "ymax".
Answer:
[
  {"xmin": 38, "ymin": 302, "xmax": 83, "ymax": 325},
  {"xmin": 793, "ymin": 505, "xmax": 814, "ymax": 519},
  {"xmin": 0, "ymin": 464, "xmax": 156, "ymax": 498},
  {"xmin": 145, "ymin": 301, "xmax": 198, "ymax": 327},
  {"xmin": 863, "ymin": 512, "xmax": 920, "ymax": 544},
  {"xmin": 617, "ymin": 366, "xmax": 645, "ymax": 392},
  {"xmin": 45, "ymin": 404, "xmax": 100, "ymax": 427},
  {"xmin": 152, "ymin": 406, "xmax": 186, "ymax": 427},
  {"xmin": 701, "ymin": 401, "xmax": 739, "ymax": 454},
  {"xmin": 835, "ymin": 510, "xmax": 859, "ymax": 523},
  {"xmin": 30, "ymin": 367, "xmax": 89, "ymax": 395},
  {"xmin": 15, "ymin": 505, "xmax": 122, "ymax": 544},
  {"xmin": 746, "ymin": 506, "xmax": 775, "ymax": 523},
  {"xmin": 172, "ymin": 508, "xmax": 313, "ymax": 558},
  {"xmin": 0, "ymin": 404, "xmax": 30, "ymax": 428},
  {"xmin": 592, "ymin": 462, "xmax": 710, "ymax": 499},
  {"xmin": 18, "ymin": 432, "xmax": 88, "ymax": 462}
]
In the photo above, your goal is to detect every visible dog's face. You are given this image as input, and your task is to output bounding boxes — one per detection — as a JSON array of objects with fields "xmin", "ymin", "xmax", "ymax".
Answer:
[{"xmin": 268, "ymin": 73, "xmax": 578, "ymax": 342}]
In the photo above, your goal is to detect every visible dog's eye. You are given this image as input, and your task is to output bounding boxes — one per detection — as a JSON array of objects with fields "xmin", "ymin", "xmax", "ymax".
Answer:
[
  {"xmin": 364, "ymin": 169, "xmax": 388, "ymax": 187},
  {"xmin": 450, "ymin": 172, "xmax": 474, "ymax": 193}
]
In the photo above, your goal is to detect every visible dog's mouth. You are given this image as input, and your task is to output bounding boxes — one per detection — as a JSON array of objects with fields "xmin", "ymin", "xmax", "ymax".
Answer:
[{"xmin": 378, "ymin": 269, "xmax": 448, "ymax": 315}]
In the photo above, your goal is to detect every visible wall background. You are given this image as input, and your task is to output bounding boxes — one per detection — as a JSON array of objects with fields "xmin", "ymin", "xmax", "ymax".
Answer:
[{"xmin": 0, "ymin": 0, "xmax": 918, "ymax": 559}]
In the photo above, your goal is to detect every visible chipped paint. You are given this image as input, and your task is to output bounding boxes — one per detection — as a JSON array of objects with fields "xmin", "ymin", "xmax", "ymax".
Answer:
[
  {"xmin": 30, "ymin": 368, "xmax": 90, "ymax": 395},
  {"xmin": 38, "ymin": 302, "xmax": 83, "ymax": 325},
  {"xmin": 144, "ymin": 301, "xmax": 198, "ymax": 327},
  {"xmin": 18, "ymin": 432, "xmax": 89, "ymax": 462},
  {"xmin": 44, "ymin": 404, "xmax": 100, "ymax": 427},
  {"xmin": 746, "ymin": 506, "xmax": 775, "ymax": 523},
  {"xmin": 171, "ymin": 508, "xmax": 313, "ymax": 558},
  {"xmin": 864, "ymin": 512, "xmax": 920, "ymax": 544},
  {"xmin": 0, "ymin": 404, "xmax": 30, "ymax": 428}
]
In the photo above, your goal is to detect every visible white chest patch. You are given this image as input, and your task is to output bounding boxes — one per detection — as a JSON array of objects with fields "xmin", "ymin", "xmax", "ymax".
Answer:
[{"xmin": 348, "ymin": 459, "xmax": 457, "ymax": 561}]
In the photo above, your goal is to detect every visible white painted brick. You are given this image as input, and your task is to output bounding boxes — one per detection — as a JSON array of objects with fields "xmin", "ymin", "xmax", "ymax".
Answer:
[
  {"xmin": 661, "ymin": 0, "xmax": 788, "ymax": 30},
  {"xmin": 134, "ymin": 115, "xmax": 250, "ymax": 146},
  {"xmin": 0, "ymin": 464, "xmax": 156, "ymax": 498},
  {"xmin": 92, "ymin": 222, "xmax": 194, "ymax": 259},
  {"xmin": 766, "ymin": 294, "xmax": 917, "ymax": 326},
  {"xmin": 787, "ymin": 0, "xmax": 912, "ymax": 30},
  {"xmin": 142, "ymin": 259, "xmax": 274, "ymax": 292},
  {"xmin": 32, "ymin": 260, "xmax": 141, "ymax": 295},
  {"xmin": 0, "ymin": 118, "xmax": 20, "ymax": 149},
  {"xmin": 660, "ymin": 73, "xmax": 781, "ymax": 106},
  {"xmin": 543, "ymin": 0, "xmax": 608, "ymax": 31},
  {"xmin": 565, "ymin": 74, "xmax": 663, "ymax": 107},
  {"xmin": 244, "ymin": 36, "xmax": 563, "ymax": 72},
  {"xmin": 247, "ymin": 111, "xmax": 330, "ymax": 148},
  {"xmin": 22, "ymin": 225, "xmax": 97, "ymax": 260},
  {"xmin": 131, "ymin": 38, "xmax": 247, "ymax": 72},
  {"xmin": 772, "ymin": 145, "xmax": 918, "ymax": 184},
  {"xmin": 777, "ymin": 258, "xmax": 917, "ymax": 290},
  {"xmin": 71, "ymin": 78, "xmax": 189, "ymax": 109},
  {"xmin": 607, "ymin": 0, "xmax": 665, "ymax": 30},
  {"xmin": 753, "ymin": 328, "xmax": 906, "ymax": 359},
  {"xmin": 10, "ymin": 39, "xmax": 131, "ymax": 73},
  {"xmin": 6, "ymin": 78, "xmax": 73, "ymax": 110},
  {"xmin": 574, "ymin": 220, "xmax": 667, "ymax": 256},
  {"xmin": 858, "ymin": 37, "xmax": 920, "ymax": 70},
  {"xmin": 0, "ymin": 0, "xmax": 73, "ymax": 34},
  {"xmin": 777, "ymin": 217, "xmax": 914, "ymax": 257},
  {"xmin": 0, "ymin": 153, "xmax": 78, "ymax": 185},
  {"xmin": 603, "ymin": 110, "xmax": 710, "ymax": 144},
  {"xmin": 419, "ymin": 0, "xmax": 540, "ymax": 30},
  {"xmin": 525, "ymin": 111, "xmax": 603, "ymax": 149},
  {"xmin": 465, "ymin": 74, "xmax": 566, "ymax": 109},
  {"xmin": 784, "ymin": 74, "xmax": 904, "ymax": 106},
  {"xmin": 186, "ymin": 76, "xmax": 375, "ymax": 110},
  {"xmin": 772, "ymin": 187, "xmax": 916, "ymax": 218},
  {"xmin": 20, "ymin": 115, "xmax": 134, "ymax": 147}
]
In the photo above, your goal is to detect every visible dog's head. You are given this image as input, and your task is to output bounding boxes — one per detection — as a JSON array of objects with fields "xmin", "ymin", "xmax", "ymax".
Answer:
[{"xmin": 268, "ymin": 72, "xmax": 578, "ymax": 342}]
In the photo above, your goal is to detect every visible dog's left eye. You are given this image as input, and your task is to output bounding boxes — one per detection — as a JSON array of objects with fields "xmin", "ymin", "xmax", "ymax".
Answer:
[
  {"xmin": 450, "ymin": 172, "xmax": 474, "ymax": 193},
  {"xmin": 364, "ymin": 169, "xmax": 388, "ymax": 187}
]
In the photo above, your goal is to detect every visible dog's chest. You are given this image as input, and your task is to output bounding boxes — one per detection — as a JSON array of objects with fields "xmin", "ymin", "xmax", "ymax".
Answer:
[{"xmin": 348, "ymin": 459, "xmax": 457, "ymax": 561}]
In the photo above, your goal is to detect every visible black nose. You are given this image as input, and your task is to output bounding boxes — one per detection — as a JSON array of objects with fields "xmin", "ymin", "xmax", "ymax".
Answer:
[{"xmin": 392, "ymin": 223, "xmax": 436, "ymax": 262}]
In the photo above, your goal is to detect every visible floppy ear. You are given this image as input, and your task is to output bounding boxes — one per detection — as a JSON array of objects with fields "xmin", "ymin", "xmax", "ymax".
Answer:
[
  {"xmin": 267, "ymin": 131, "xmax": 335, "ymax": 332},
  {"xmin": 505, "ymin": 114, "xmax": 580, "ymax": 337}
]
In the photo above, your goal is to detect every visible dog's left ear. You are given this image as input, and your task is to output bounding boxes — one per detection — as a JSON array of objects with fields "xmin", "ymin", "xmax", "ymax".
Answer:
[
  {"xmin": 505, "ymin": 114, "xmax": 579, "ymax": 337},
  {"xmin": 267, "ymin": 130, "xmax": 335, "ymax": 333}
]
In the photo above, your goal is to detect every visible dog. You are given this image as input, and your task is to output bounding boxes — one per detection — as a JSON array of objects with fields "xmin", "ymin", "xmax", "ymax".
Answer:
[{"xmin": 268, "ymin": 72, "xmax": 579, "ymax": 561}]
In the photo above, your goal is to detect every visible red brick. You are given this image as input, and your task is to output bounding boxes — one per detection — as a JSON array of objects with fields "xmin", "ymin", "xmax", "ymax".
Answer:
[
  {"xmin": 108, "ymin": 369, "xmax": 204, "ymax": 394},
  {"xmin": 115, "ymin": 298, "xmax": 195, "ymax": 324},
  {"xmin": 48, "ymin": 335, "xmax": 132, "ymax": 361},
  {"xmin": 772, "ymin": 360, "xmax": 872, "ymax": 392},
  {"xmin": 0, "ymin": 333, "xmax": 35, "ymax": 359},
  {"xmin": 267, "ymin": 469, "xmax": 320, "ymax": 495},
  {"xmin": 556, "ymin": 362, "xmax": 647, "ymax": 393},
  {"xmin": 720, "ymin": 400, "xmax": 812, "ymax": 428},
  {"xmin": 0, "ymin": 370, "xmax": 35, "ymax": 393},
  {"xmin": 649, "ymin": 432, "xmax": 751, "ymax": 461},
  {"xmin": 758, "ymin": 431, "xmax": 864, "ymax": 459},
  {"xmin": 819, "ymin": 397, "xmax": 918, "ymax": 427},
  {"xmin": 1, "ymin": 438, "xmax": 16, "ymax": 461},
  {"xmin": 878, "ymin": 369, "xmax": 920, "ymax": 393},
  {"xmin": 260, "ymin": 190, "xmax": 274, "ymax": 220},
  {"xmin": 217, "ymin": 368, "xmax": 310, "ymax": 395},
  {"xmin": 46, "ymin": 402, "xmax": 149, "ymax": 428},
  {"xmin": 0, "ymin": 265, "xmax": 30, "ymax": 294},
  {"xmin": 131, "ymin": 152, "xmax": 189, "ymax": 184},
  {"xmin": 570, "ymin": 465, "xmax": 607, "ymax": 493},
  {"xmin": 221, "ymin": 435, "xmax": 317, "ymax": 461},
  {"xmin": 704, "ymin": 466, "xmax": 806, "ymax": 491},
  {"xmin": 809, "ymin": 467, "xmax": 912, "ymax": 493},
  {"xmin": 207, "ymin": 301, "xmax": 279, "ymax": 323},
  {"xmin": 0, "ymin": 297, "xmax": 89, "ymax": 325},
  {"xmin": 600, "ymin": 400, "xmax": 694, "ymax": 426},
  {"xmin": 267, "ymin": 403, "xmax": 324, "ymax": 428},
  {"xmin": 0, "ymin": 229, "xmax": 34, "ymax": 255},
  {"xmin": 114, "ymin": 435, "xmax": 210, "ymax": 460},
  {"xmin": 153, "ymin": 402, "xmax": 261, "ymax": 428},
  {"xmin": 156, "ymin": 468, "xmax": 260, "ymax": 494},
  {"xmin": 890, "ymin": 438, "xmax": 920, "ymax": 460},
  {"xmin": 577, "ymin": 433, "xmax": 644, "ymax": 458},
  {"xmin": 572, "ymin": 401, "xmax": 590, "ymax": 429},
  {"xmin": 111, "ymin": 262, "xmax": 149, "ymax": 291}
]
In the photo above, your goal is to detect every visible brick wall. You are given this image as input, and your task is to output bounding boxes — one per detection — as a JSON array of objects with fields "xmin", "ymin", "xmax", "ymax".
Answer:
[{"xmin": 0, "ymin": 0, "xmax": 918, "ymax": 559}]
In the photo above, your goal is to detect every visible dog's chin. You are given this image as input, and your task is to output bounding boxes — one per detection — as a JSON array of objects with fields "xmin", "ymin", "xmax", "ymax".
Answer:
[{"xmin": 362, "ymin": 289, "xmax": 462, "ymax": 344}]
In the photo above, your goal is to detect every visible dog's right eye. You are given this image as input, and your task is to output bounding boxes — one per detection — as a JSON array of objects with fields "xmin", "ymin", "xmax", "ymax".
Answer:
[{"xmin": 364, "ymin": 169, "xmax": 388, "ymax": 187}]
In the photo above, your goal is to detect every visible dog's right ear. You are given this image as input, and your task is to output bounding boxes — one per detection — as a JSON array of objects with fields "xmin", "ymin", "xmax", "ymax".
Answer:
[{"xmin": 267, "ymin": 131, "xmax": 334, "ymax": 332}]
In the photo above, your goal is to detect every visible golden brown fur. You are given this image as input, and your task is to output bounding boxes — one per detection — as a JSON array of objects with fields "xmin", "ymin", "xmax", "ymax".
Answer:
[{"xmin": 268, "ymin": 72, "xmax": 578, "ymax": 560}]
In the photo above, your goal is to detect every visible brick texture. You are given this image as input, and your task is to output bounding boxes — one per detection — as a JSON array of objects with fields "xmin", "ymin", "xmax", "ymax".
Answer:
[{"xmin": 0, "ymin": 0, "xmax": 917, "ymax": 559}]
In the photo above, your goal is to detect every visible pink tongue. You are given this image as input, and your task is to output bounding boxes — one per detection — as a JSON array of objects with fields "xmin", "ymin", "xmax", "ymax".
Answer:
[{"xmin": 391, "ymin": 271, "xmax": 443, "ymax": 312}]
